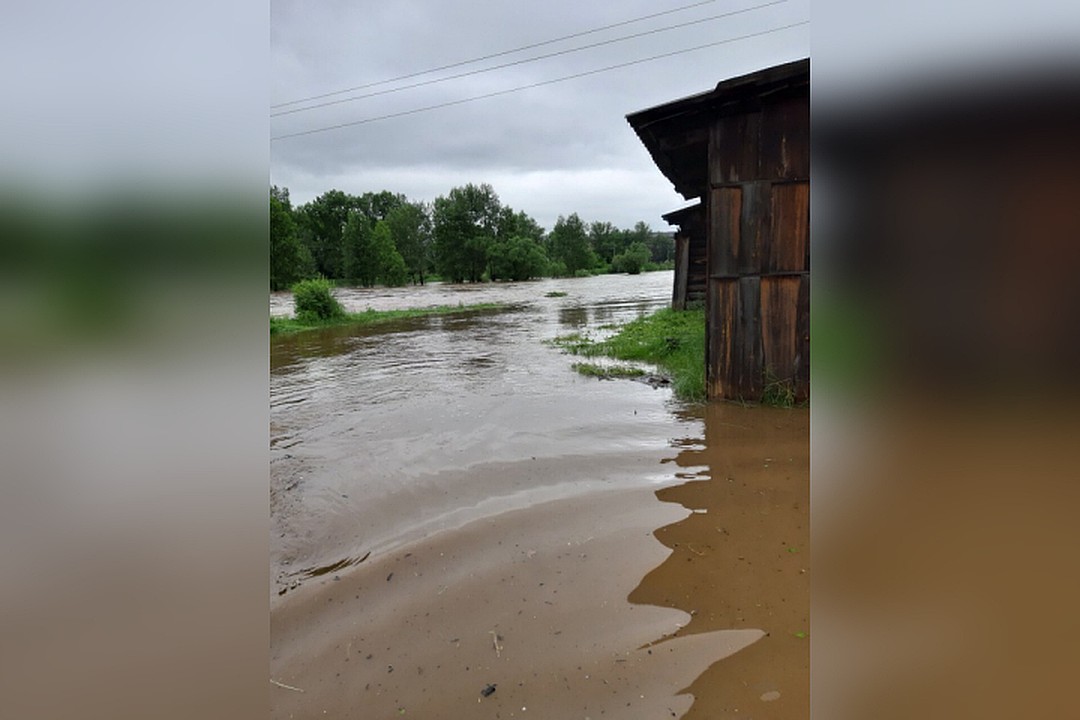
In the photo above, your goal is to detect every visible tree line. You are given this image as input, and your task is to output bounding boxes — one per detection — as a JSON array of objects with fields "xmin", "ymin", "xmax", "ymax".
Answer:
[{"xmin": 270, "ymin": 183, "xmax": 674, "ymax": 291}]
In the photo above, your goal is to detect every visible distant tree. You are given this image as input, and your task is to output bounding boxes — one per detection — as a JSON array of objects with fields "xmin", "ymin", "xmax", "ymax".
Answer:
[
  {"xmin": 270, "ymin": 185, "xmax": 291, "ymax": 206},
  {"xmin": 296, "ymin": 189, "xmax": 362, "ymax": 280},
  {"xmin": 496, "ymin": 207, "xmax": 545, "ymax": 245},
  {"xmin": 488, "ymin": 235, "xmax": 549, "ymax": 281},
  {"xmin": 385, "ymin": 201, "xmax": 432, "ymax": 284},
  {"xmin": 646, "ymin": 230, "xmax": 675, "ymax": 263},
  {"xmin": 270, "ymin": 191, "xmax": 313, "ymax": 291},
  {"xmin": 611, "ymin": 241, "xmax": 651, "ymax": 274},
  {"xmin": 588, "ymin": 221, "xmax": 621, "ymax": 265},
  {"xmin": 357, "ymin": 190, "xmax": 405, "ymax": 224},
  {"xmin": 548, "ymin": 213, "xmax": 596, "ymax": 276},
  {"xmin": 432, "ymin": 183, "xmax": 502, "ymax": 283},
  {"xmin": 513, "ymin": 210, "xmax": 545, "ymax": 243},
  {"xmin": 341, "ymin": 215, "xmax": 409, "ymax": 287},
  {"xmin": 628, "ymin": 221, "xmax": 653, "ymax": 248},
  {"xmin": 342, "ymin": 212, "xmax": 377, "ymax": 287},
  {"xmin": 371, "ymin": 220, "xmax": 409, "ymax": 287}
]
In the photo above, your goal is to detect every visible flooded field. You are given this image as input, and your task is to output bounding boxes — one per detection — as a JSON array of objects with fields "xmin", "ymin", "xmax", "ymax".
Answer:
[{"xmin": 270, "ymin": 271, "xmax": 808, "ymax": 718}]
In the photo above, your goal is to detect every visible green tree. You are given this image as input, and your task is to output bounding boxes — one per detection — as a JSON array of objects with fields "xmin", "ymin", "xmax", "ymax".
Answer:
[
  {"xmin": 357, "ymin": 190, "xmax": 405, "ymax": 224},
  {"xmin": 385, "ymin": 201, "xmax": 432, "ymax": 284},
  {"xmin": 496, "ymin": 207, "xmax": 545, "ymax": 244},
  {"xmin": 296, "ymin": 189, "xmax": 362, "ymax": 280},
  {"xmin": 271, "ymin": 185, "xmax": 291, "ymax": 206},
  {"xmin": 646, "ymin": 230, "xmax": 675, "ymax": 263},
  {"xmin": 548, "ymin": 213, "xmax": 596, "ymax": 276},
  {"xmin": 628, "ymin": 221, "xmax": 652, "ymax": 249},
  {"xmin": 270, "ymin": 189, "xmax": 313, "ymax": 291},
  {"xmin": 588, "ymin": 221, "xmax": 620, "ymax": 265},
  {"xmin": 371, "ymin": 220, "xmax": 409, "ymax": 287},
  {"xmin": 489, "ymin": 235, "xmax": 549, "ymax": 281},
  {"xmin": 432, "ymin": 183, "xmax": 502, "ymax": 283},
  {"xmin": 342, "ymin": 212, "xmax": 377, "ymax": 287},
  {"xmin": 612, "ymin": 241, "xmax": 650, "ymax": 274}
]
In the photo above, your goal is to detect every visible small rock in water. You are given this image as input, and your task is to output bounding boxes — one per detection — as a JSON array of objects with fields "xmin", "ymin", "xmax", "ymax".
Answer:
[{"xmin": 480, "ymin": 683, "xmax": 497, "ymax": 697}]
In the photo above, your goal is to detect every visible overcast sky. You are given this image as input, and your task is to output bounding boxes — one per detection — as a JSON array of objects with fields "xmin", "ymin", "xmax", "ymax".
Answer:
[{"xmin": 270, "ymin": 0, "xmax": 810, "ymax": 231}]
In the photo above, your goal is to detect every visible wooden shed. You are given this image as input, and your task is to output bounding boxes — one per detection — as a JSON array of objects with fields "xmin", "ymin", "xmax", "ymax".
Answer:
[
  {"xmin": 662, "ymin": 203, "xmax": 705, "ymax": 310},
  {"xmin": 627, "ymin": 59, "xmax": 809, "ymax": 402}
]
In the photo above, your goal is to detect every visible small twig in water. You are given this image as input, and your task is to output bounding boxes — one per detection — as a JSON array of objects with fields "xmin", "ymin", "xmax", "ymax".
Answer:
[
  {"xmin": 490, "ymin": 630, "xmax": 502, "ymax": 658},
  {"xmin": 270, "ymin": 679, "xmax": 304, "ymax": 693}
]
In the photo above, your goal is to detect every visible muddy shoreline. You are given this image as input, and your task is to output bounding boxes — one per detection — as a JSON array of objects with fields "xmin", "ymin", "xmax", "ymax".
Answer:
[{"xmin": 270, "ymin": 404, "xmax": 807, "ymax": 718}]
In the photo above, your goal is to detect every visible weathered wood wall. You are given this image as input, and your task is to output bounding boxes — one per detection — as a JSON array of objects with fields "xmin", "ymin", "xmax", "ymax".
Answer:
[
  {"xmin": 665, "ymin": 205, "xmax": 706, "ymax": 310},
  {"xmin": 705, "ymin": 89, "xmax": 809, "ymax": 401}
]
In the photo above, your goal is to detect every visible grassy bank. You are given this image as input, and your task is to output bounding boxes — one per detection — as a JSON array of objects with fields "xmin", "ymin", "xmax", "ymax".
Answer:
[
  {"xmin": 270, "ymin": 303, "xmax": 507, "ymax": 336},
  {"xmin": 550, "ymin": 307, "xmax": 706, "ymax": 402}
]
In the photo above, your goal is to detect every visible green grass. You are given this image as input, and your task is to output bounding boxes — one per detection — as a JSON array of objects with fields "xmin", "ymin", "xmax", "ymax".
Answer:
[
  {"xmin": 761, "ymin": 368, "xmax": 797, "ymax": 408},
  {"xmin": 571, "ymin": 362, "xmax": 646, "ymax": 379},
  {"xmin": 552, "ymin": 308, "xmax": 706, "ymax": 402},
  {"xmin": 270, "ymin": 303, "xmax": 507, "ymax": 335}
]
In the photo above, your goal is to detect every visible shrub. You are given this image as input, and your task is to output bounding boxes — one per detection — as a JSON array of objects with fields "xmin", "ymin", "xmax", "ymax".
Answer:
[
  {"xmin": 547, "ymin": 260, "xmax": 568, "ymax": 278},
  {"xmin": 611, "ymin": 241, "xmax": 651, "ymax": 275},
  {"xmin": 292, "ymin": 278, "xmax": 345, "ymax": 321}
]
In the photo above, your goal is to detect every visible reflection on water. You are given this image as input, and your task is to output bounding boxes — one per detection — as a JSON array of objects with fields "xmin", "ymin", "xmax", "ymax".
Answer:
[
  {"xmin": 630, "ymin": 403, "xmax": 810, "ymax": 719},
  {"xmin": 557, "ymin": 304, "xmax": 590, "ymax": 328}
]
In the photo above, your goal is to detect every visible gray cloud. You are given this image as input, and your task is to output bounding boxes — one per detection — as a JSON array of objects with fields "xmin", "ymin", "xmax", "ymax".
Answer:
[{"xmin": 271, "ymin": 0, "xmax": 810, "ymax": 230}]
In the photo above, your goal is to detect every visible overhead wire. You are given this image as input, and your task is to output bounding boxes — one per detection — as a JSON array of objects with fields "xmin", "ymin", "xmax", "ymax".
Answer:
[
  {"xmin": 271, "ymin": 0, "xmax": 788, "ymax": 118},
  {"xmin": 271, "ymin": 20, "xmax": 809, "ymax": 142},
  {"xmin": 271, "ymin": 0, "xmax": 728, "ymax": 109}
]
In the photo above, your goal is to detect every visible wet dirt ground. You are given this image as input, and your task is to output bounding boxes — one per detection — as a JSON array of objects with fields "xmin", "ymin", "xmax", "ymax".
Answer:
[{"xmin": 270, "ymin": 271, "xmax": 808, "ymax": 718}]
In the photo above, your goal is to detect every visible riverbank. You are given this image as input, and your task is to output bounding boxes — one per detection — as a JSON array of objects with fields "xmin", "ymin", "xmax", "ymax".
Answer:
[
  {"xmin": 551, "ymin": 307, "xmax": 706, "ymax": 402},
  {"xmin": 269, "ymin": 303, "xmax": 508, "ymax": 335}
]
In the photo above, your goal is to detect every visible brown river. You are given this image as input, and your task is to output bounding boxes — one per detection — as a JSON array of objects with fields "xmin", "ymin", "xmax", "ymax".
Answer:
[{"xmin": 270, "ymin": 271, "xmax": 809, "ymax": 719}]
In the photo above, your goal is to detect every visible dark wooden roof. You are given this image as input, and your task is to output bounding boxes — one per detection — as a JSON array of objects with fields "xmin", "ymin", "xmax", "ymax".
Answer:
[
  {"xmin": 661, "ymin": 202, "xmax": 702, "ymax": 226},
  {"xmin": 626, "ymin": 58, "xmax": 810, "ymax": 200}
]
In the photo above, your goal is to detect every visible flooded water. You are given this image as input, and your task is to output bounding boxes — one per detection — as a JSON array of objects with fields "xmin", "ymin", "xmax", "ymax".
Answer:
[{"xmin": 270, "ymin": 270, "xmax": 809, "ymax": 719}]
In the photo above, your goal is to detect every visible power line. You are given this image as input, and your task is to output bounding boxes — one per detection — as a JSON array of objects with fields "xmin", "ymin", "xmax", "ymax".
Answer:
[
  {"xmin": 271, "ymin": 20, "xmax": 809, "ymax": 142},
  {"xmin": 272, "ymin": 0, "xmax": 726, "ymax": 109},
  {"xmin": 271, "ymin": 0, "xmax": 787, "ymax": 118}
]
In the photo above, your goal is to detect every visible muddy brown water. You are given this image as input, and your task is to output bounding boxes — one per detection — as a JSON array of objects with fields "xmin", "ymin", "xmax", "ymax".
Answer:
[{"xmin": 270, "ymin": 271, "xmax": 808, "ymax": 718}]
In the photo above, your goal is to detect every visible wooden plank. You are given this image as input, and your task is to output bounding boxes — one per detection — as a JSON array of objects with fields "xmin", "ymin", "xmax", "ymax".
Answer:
[
  {"xmin": 710, "ymin": 111, "xmax": 762, "ymax": 184},
  {"xmin": 760, "ymin": 276, "xmax": 801, "ymax": 385},
  {"xmin": 672, "ymin": 235, "xmax": 689, "ymax": 310},
  {"xmin": 735, "ymin": 277, "xmax": 762, "ymax": 399},
  {"xmin": 768, "ymin": 181, "xmax": 809, "ymax": 273},
  {"xmin": 740, "ymin": 181, "xmax": 772, "ymax": 275},
  {"xmin": 707, "ymin": 278, "xmax": 737, "ymax": 399},
  {"xmin": 759, "ymin": 94, "xmax": 810, "ymax": 180},
  {"xmin": 794, "ymin": 273, "xmax": 810, "ymax": 402},
  {"xmin": 708, "ymin": 186, "xmax": 742, "ymax": 277}
]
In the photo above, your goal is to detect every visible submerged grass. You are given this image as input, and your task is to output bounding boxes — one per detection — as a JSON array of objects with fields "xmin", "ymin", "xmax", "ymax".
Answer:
[
  {"xmin": 544, "ymin": 291, "xmax": 569, "ymax": 298},
  {"xmin": 270, "ymin": 303, "xmax": 507, "ymax": 336},
  {"xmin": 545, "ymin": 332, "xmax": 596, "ymax": 354},
  {"xmin": 571, "ymin": 362, "xmax": 646, "ymax": 379},
  {"xmin": 554, "ymin": 308, "xmax": 706, "ymax": 402}
]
